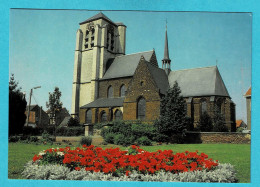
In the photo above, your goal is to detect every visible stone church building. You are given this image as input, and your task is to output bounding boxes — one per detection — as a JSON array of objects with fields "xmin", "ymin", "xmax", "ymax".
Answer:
[{"xmin": 71, "ymin": 13, "xmax": 236, "ymax": 131}]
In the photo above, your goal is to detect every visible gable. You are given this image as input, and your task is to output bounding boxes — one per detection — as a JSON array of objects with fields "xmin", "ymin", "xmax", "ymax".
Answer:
[
  {"xmin": 124, "ymin": 57, "xmax": 162, "ymax": 102},
  {"xmin": 102, "ymin": 50, "xmax": 156, "ymax": 80},
  {"xmin": 168, "ymin": 66, "xmax": 230, "ymax": 97}
]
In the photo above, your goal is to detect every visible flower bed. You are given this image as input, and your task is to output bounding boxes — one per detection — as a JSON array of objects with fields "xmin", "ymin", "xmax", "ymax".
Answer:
[{"xmin": 23, "ymin": 145, "xmax": 238, "ymax": 182}]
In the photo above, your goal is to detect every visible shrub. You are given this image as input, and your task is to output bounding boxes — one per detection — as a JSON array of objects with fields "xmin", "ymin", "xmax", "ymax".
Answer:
[
  {"xmin": 8, "ymin": 136, "xmax": 20, "ymax": 142},
  {"xmin": 80, "ymin": 136, "xmax": 92, "ymax": 146},
  {"xmin": 41, "ymin": 130, "xmax": 54, "ymax": 143},
  {"xmin": 56, "ymin": 126, "xmax": 85, "ymax": 136},
  {"xmin": 131, "ymin": 123, "xmax": 156, "ymax": 140},
  {"xmin": 136, "ymin": 136, "xmax": 152, "ymax": 146},
  {"xmin": 236, "ymin": 127, "xmax": 244, "ymax": 133},
  {"xmin": 114, "ymin": 134, "xmax": 125, "ymax": 145},
  {"xmin": 67, "ymin": 117, "xmax": 80, "ymax": 127},
  {"xmin": 22, "ymin": 126, "xmax": 43, "ymax": 136},
  {"xmin": 104, "ymin": 133, "xmax": 115, "ymax": 144}
]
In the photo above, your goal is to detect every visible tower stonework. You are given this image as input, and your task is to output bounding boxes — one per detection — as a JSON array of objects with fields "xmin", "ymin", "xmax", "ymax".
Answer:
[{"xmin": 71, "ymin": 13, "xmax": 126, "ymax": 117}]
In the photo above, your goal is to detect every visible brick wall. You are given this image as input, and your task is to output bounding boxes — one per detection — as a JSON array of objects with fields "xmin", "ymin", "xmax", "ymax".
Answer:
[
  {"xmin": 186, "ymin": 132, "xmax": 251, "ymax": 144},
  {"xmin": 99, "ymin": 77, "xmax": 132, "ymax": 98},
  {"xmin": 123, "ymin": 59, "xmax": 161, "ymax": 121}
]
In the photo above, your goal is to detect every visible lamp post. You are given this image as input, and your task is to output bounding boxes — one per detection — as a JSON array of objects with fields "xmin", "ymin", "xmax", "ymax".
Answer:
[{"xmin": 26, "ymin": 86, "xmax": 41, "ymax": 127}]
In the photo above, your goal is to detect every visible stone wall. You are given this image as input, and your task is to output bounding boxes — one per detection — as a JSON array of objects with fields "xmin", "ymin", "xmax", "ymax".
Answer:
[{"xmin": 186, "ymin": 132, "xmax": 251, "ymax": 144}]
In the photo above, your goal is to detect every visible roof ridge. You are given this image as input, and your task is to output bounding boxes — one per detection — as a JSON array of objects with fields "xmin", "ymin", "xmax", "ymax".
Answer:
[
  {"xmin": 115, "ymin": 50, "xmax": 154, "ymax": 59},
  {"xmin": 171, "ymin": 65, "xmax": 217, "ymax": 72}
]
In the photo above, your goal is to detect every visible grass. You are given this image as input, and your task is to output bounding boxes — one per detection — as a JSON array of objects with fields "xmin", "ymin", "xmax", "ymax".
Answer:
[{"xmin": 8, "ymin": 142, "xmax": 250, "ymax": 183}]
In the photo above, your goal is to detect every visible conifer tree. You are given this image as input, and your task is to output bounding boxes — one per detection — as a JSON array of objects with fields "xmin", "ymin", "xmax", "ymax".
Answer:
[
  {"xmin": 155, "ymin": 81, "xmax": 188, "ymax": 142},
  {"xmin": 9, "ymin": 74, "xmax": 27, "ymax": 136}
]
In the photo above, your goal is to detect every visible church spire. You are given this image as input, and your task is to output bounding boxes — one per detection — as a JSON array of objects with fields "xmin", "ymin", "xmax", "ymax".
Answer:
[{"xmin": 162, "ymin": 20, "xmax": 171, "ymax": 75}]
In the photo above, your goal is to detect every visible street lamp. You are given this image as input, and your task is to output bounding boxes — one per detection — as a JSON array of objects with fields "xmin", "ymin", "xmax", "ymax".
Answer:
[{"xmin": 26, "ymin": 86, "xmax": 41, "ymax": 127}]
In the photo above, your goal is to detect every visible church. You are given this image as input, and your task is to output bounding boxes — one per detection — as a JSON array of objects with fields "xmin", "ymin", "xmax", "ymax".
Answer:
[{"xmin": 71, "ymin": 12, "xmax": 236, "ymax": 131}]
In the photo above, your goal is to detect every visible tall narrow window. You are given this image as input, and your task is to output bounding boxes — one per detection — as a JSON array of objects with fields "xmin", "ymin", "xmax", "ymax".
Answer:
[
  {"xmin": 107, "ymin": 86, "xmax": 113, "ymax": 98},
  {"xmin": 101, "ymin": 111, "xmax": 107, "ymax": 122},
  {"xmin": 201, "ymin": 100, "xmax": 207, "ymax": 113},
  {"xmin": 115, "ymin": 110, "xmax": 123, "ymax": 120},
  {"xmin": 120, "ymin": 85, "xmax": 126, "ymax": 97},
  {"xmin": 85, "ymin": 109, "xmax": 92, "ymax": 124},
  {"xmin": 137, "ymin": 97, "xmax": 146, "ymax": 120}
]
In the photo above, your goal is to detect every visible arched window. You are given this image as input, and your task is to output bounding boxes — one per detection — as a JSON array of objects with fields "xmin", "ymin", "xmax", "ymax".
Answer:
[
  {"xmin": 137, "ymin": 97, "xmax": 146, "ymax": 120},
  {"xmin": 85, "ymin": 109, "xmax": 92, "ymax": 124},
  {"xmin": 120, "ymin": 85, "xmax": 126, "ymax": 97},
  {"xmin": 107, "ymin": 86, "xmax": 113, "ymax": 98},
  {"xmin": 216, "ymin": 99, "xmax": 222, "ymax": 114},
  {"xmin": 101, "ymin": 111, "xmax": 107, "ymax": 122},
  {"xmin": 201, "ymin": 100, "xmax": 207, "ymax": 114},
  {"xmin": 115, "ymin": 110, "xmax": 123, "ymax": 120}
]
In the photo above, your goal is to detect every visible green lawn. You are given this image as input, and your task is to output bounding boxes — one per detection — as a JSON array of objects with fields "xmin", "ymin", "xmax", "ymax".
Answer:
[{"xmin": 8, "ymin": 143, "xmax": 250, "ymax": 183}]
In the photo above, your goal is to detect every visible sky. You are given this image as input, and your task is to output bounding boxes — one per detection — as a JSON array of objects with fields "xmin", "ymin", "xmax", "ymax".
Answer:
[{"xmin": 9, "ymin": 10, "xmax": 251, "ymax": 122}]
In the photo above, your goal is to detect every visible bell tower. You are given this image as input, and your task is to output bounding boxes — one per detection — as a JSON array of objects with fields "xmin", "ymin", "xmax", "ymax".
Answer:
[
  {"xmin": 71, "ymin": 13, "xmax": 126, "ymax": 117},
  {"xmin": 162, "ymin": 22, "xmax": 171, "ymax": 75}
]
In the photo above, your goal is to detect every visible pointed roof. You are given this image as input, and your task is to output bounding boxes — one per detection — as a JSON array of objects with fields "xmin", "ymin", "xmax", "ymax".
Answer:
[
  {"xmin": 163, "ymin": 28, "xmax": 170, "ymax": 61},
  {"xmin": 244, "ymin": 87, "xmax": 251, "ymax": 97},
  {"xmin": 168, "ymin": 66, "xmax": 230, "ymax": 97},
  {"xmin": 80, "ymin": 12, "xmax": 117, "ymax": 26},
  {"xmin": 101, "ymin": 50, "xmax": 155, "ymax": 80}
]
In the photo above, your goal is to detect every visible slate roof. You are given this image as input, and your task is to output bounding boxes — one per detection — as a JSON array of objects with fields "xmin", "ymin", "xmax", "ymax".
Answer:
[
  {"xmin": 59, "ymin": 116, "xmax": 71, "ymax": 127},
  {"xmin": 102, "ymin": 50, "xmax": 154, "ymax": 80},
  {"xmin": 80, "ymin": 12, "xmax": 117, "ymax": 26},
  {"xmin": 145, "ymin": 61, "xmax": 169, "ymax": 95},
  {"xmin": 168, "ymin": 66, "xmax": 230, "ymax": 97},
  {"xmin": 80, "ymin": 97, "xmax": 125, "ymax": 108},
  {"xmin": 26, "ymin": 105, "xmax": 37, "ymax": 111}
]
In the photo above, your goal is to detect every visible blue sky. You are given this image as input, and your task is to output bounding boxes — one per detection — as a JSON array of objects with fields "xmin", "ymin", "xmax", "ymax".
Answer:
[{"xmin": 9, "ymin": 10, "xmax": 251, "ymax": 122}]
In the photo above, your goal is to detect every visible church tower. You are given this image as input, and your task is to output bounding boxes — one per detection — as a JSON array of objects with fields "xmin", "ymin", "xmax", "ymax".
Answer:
[
  {"xmin": 71, "ymin": 13, "xmax": 126, "ymax": 117},
  {"xmin": 162, "ymin": 24, "xmax": 171, "ymax": 75}
]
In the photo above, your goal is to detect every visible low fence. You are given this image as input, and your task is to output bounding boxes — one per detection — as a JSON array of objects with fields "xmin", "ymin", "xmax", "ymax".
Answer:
[{"xmin": 185, "ymin": 132, "xmax": 251, "ymax": 144}]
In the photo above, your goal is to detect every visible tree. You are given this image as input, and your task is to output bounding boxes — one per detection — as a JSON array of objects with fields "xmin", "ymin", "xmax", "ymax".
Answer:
[
  {"xmin": 212, "ymin": 107, "xmax": 229, "ymax": 132},
  {"xmin": 198, "ymin": 111, "xmax": 213, "ymax": 132},
  {"xmin": 9, "ymin": 74, "xmax": 27, "ymax": 136},
  {"xmin": 155, "ymin": 81, "xmax": 188, "ymax": 142},
  {"xmin": 46, "ymin": 87, "xmax": 63, "ymax": 140}
]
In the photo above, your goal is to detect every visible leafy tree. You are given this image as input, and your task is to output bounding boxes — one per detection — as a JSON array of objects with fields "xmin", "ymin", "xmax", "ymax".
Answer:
[
  {"xmin": 46, "ymin": 87, "xmax": 63, "ymax": 140},
  {"xmin": 212, "ymin": 107, "xmax": 229, "ymax": 132},
  {"xmin": 9, "ymin": 74, "xmax": 27, "ymax": 136},
  {"xmin": 155, "ymin": 81, "xmax": 188, "ymax": 142},
  {"xmin": 198, "ymin": 112, "xmax": 213, "ymax": 132}
]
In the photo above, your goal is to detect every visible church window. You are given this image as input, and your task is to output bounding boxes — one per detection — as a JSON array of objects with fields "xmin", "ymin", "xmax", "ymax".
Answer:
[
  {"xmin": 107, "ymin": 86, "xmax": 113, "ymax": 98},
  {"xmin": 91, "ymin": 28, "xmax": 95, "ymax": 35},
  {"xmin": 86, "ymin": 30, "xmax": 89, "ymax": 36},
  {"xmin": 140, "ymin": 81, "xmax": 144, "ymax": 86},
  {"xmin": 137, "ymin": 97, "xmax": 146, "ymax": 120},
  {"xmin": 91, "ymin": 43, "xmax": 94, "ymax": 48},
  {"xmin": 115, "ymin": 109, "xmax": 123, "ymax": 120},
  {"xmin": 201, "ymin": 100, "xmax": 207, "ymax": 113},
  {"xmin": 120, "ymin": 85, "xmax": 126, "ymax": 97},
  {"xmin": 101, "ymin": 111, "xmax": 107, "ymax": 122},
  {"xmin": 85, "ymin": 109, "xmax": 92, "ymax": 124},
  {"xmin": 85, "ymin": 44, "xmax": 88, "ymax": 48}
]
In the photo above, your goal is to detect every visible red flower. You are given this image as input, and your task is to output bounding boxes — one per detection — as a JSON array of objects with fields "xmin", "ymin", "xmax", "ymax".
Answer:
[{"xmin": 75, "ymin": 167, "xmax": 81, "ymax": 171}]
